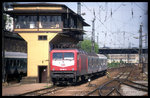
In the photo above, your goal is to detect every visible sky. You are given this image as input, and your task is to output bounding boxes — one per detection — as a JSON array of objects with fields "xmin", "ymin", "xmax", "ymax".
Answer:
[{"xmin": 18, "ymin": 2, "xmax": 148, "ymax": 49}]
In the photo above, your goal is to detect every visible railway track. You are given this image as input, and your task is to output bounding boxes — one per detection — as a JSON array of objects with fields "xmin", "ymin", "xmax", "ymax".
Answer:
[
  {"xmin": 84, "ymin": 65, "xmax": 148, "ymax": 96},
  {"xmin": 16, "ymin": 86, "xmax": 66, "ymax": 96},
  {"xmin": 14, "ymin": 65, "xmax": 147, "ymax": 96}
]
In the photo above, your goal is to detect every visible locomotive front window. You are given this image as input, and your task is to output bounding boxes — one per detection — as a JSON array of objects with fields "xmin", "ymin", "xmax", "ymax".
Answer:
[
  {"xmin": 53, "ymin": 53, "xmax": 63, "ymax": 60},
  {"xmin": 64, "ymin": 53, "xmax": 74, "ymax": 60},
  {"xmin": 53, "ymin": 52, "xmax": 74, "ymax": 60}
]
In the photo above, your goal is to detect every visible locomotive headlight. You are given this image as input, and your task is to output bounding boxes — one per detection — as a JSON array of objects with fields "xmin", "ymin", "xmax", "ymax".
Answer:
[{"xmin": 52, "ymin": 68, "xmax": 55, "ymax": 71}]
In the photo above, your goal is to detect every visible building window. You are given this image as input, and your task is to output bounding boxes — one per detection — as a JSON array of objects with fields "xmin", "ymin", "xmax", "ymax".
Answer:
[
  {"xmin": 38, "ymin": 35, "xmax": 47, "ymax": 40},
  {"xmin": 14, "ymin": 15, "xmax": 38, "ymax": 29},
  {"xmin": 39, "ymin": 15, "xmax": 61, "ymax": 29},
  {"xmin": 14, "ymin": 15, "xmax": 61, "ymax": 29}
]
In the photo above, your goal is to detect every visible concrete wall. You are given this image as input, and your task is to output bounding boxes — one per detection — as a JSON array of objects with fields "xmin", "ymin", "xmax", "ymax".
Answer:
[{"xmin": 19, "ymin": 33, "xmax": 57, "ymax": 77}]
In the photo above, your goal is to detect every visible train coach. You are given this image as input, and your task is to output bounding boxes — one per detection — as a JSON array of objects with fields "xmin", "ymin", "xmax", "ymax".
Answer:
[
  {"xmin": 50, "ymin": 48, "xmax": 107, "ymax": 85},
  {"xmin": 4, "ymin": 51, "xmax": 27, "ymax": 82}
]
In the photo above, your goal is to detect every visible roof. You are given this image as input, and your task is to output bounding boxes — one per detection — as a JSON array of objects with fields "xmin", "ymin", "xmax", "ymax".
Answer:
[
  {"xmin": 97, "ymin": 54, "xmax": 107, "ymax": 59},
  {"xmin": 4, "ymin": 30, "xmax": 24, "ymax": 40},
  {"xmin": 11, "ymin": 3, "xmax": 66, "ymax": 7},
  {"xmin": 4, "ymin": 51, "xmax": 27, "ymax": 58},
  {"xmin": 4, "ymin": 3, "xmax": 90, "ymax": 26}
]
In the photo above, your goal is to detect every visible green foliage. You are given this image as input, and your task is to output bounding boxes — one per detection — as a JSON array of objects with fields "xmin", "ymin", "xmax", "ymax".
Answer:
[
  {"xmin": 120, "ymin": 59, "xmax": 124, "ymax": 64},
  {"xmin": 108, "ymin": 61, "xmax": 120, "ymax": 68},
  {"xmin": 94, "ymin": 43, "xmax": 99, "ymax": 53},
  {"xmin": 77, "ymin": 40, "xmax": 99, "ymax": 53},
  {"xmin": 81, "ymin": 40, "xmax": 92, "ymax": 53}
]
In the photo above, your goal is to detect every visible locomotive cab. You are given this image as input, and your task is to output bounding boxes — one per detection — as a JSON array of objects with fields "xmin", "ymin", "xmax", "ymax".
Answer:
[
  {"xmin": 50, "ymin": 49, "xmax": 78, "ymax": 84},
  {"xmin": 50, "ymin": 49, "xmax": 107, "ymax": 85}
]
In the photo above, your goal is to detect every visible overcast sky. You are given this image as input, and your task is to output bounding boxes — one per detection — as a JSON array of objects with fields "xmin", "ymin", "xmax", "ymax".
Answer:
[{"xmin": 18, "ymin": 2, "xmax": 148, "ymax": 49}]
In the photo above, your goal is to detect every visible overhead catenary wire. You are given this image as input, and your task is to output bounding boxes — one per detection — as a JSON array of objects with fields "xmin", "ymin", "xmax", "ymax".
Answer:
[
  {"xmin": 82, "ymin": 2, "xmax": 112, "ymax": 33},
  {"xmin": 82, "ymin": 2, "xmax": 146, "ymax": 48},
  {"xmin": 102, "ymin": 3, "xmax": 124, "ymax": 24},
  {"xmin": 104, "ymin": 2, "xmax": 108, "ymax": 22},
  {"xmin": 134, "ymin": 3, "xmax": 146, "ymax": 12}
]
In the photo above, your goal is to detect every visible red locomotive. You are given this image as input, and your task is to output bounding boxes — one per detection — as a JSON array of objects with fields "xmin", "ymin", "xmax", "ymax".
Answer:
[{"xmin": 50, "ymin": 48, "xmax": 107, "ymax": 85}]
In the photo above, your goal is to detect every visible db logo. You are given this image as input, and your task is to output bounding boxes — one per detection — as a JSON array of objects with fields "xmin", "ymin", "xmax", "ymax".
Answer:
[{"xmin": 61, "ymin": 64, "xmax": 65, "ymax": 66}]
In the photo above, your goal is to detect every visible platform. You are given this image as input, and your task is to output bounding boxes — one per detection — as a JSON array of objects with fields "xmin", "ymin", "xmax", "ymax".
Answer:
[{"xmin": 2, "ymin": 83, "xmax": 52, "ymax": 96}]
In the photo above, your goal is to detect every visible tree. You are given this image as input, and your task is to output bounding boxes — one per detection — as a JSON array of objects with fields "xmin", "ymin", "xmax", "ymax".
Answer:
[
  {"xmin": 77, "ymin": 40, "xmax": 99, "ymax": 53},
  {"xmin": 3, "ymin": 2, "xmax": 15, "ymax": 32}
]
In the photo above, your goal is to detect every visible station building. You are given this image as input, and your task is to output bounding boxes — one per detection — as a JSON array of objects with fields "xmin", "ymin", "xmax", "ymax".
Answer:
[{"xmin": 5, "ymin": 3, "xmax": 89, "ymax": 83}]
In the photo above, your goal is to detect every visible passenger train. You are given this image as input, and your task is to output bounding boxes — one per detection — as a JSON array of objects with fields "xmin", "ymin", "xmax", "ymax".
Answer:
[
  {"xmin": 4, "ymin": 51, "xmax": 27, "ymax": 81},
  {"xmin": 50, "ymin": 49, "xmax": 107, "ymax": 85},
  {"xmin": 3, "ymin": 49, "xmax": 107, "ymax": 84}
]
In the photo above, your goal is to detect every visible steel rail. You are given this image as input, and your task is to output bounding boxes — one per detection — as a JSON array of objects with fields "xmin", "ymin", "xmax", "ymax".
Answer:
[
  {"xmin": 122, "ymin": 82, "xmax": 148, "ymax": 92},
  {"xmin": 39, "ymin": 87, "xmax": 66, "ymax": 96},
  {"xmin": 101, "ymin": 66, "xmax": 134, "ymax": 96},
  {"xmin": 126, "ymin": 80, "xmax": 148, "ymax": 88},
  {"xmin": 84, "ymin": 66, "xmax": 132, "ymax": 96},
  {"xmin": 16, "ymin": 86, "xmax": 54, "ymax": 96},
  {"xmin": 123, "ymin": 81, "xmax": 148, "ymax": 92},
  {"xmin": 99, "ymin": 66, "xmax": 132, "ymax": 95},
  {"xmin": 16, "ymin": 86, "xmax": 65, "ymax": 96},
  {"xmin": 85, "ymin": 65, "xmax": 135, "ymax": 96}
]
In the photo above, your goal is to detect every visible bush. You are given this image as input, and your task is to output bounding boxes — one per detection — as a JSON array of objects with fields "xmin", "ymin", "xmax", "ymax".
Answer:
[{"xmin": 108, "ymin": 61, "xmax": 120, "ymax": 68}]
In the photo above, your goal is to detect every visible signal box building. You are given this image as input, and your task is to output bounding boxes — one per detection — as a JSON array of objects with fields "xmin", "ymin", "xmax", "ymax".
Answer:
[{"xmin": 6, "ymin": 3, "xmax": 89, "ymax": 83}]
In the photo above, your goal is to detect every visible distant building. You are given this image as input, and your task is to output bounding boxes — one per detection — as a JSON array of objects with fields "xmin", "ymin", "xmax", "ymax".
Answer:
[{"xmin": 107, "ymin": 54, "xmax": 139, "ymax": 64}]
